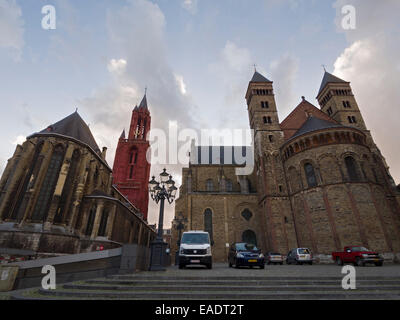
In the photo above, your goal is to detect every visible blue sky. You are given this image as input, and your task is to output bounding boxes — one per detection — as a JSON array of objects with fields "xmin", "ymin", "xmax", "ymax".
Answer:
[{"xmin": 1, "ymin": 0, "xmax": 399, "ymax": 225}]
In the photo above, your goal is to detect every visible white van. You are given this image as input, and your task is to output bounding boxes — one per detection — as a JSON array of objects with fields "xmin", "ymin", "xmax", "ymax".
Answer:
[{"xmin": 178, "ymin": 231, "xmax": 212, "ymax": 269}]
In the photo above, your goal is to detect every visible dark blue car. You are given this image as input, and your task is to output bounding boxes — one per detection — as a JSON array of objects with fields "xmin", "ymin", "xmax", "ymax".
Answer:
[{"xmin": 228, "ymin": 243, "xmax": 265, "ymax": 269}]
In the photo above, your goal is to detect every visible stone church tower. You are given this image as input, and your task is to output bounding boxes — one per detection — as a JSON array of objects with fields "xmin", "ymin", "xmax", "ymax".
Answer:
[
  {"xmin": 112, "ymin": 94, "xmax": 151, "ymax": 221},
  {"xmin": 245, "ymin": 71, "xmax": 298, "ymax": 253}
]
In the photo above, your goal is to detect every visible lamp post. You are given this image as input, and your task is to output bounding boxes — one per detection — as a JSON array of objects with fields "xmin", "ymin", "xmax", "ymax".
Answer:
[{"xmin": 148, "ymin": 169, "xmax": 177, "ymax": 271}]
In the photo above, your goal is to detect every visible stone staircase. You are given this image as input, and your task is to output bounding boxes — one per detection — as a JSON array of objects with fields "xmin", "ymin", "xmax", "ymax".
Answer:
[{"xmin": 12, "ymin": 272, "xmax": 400, "ymax": 300}]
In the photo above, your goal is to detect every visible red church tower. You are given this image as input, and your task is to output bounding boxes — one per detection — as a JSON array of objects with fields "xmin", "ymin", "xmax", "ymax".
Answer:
[{"xmin": 112, "ymin": 94, "xmax": 151, "ymax": 220}]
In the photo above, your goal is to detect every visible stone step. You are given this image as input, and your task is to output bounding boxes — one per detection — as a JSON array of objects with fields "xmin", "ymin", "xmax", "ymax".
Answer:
[
  {"xmin": 62, "ymin": 283, "xmax": 400, "ymax": 292},
  {"xmin": 86, "ymin": 279, "xmax": 400, "ymax": 286},
  {"xmin": 34, "ymin": 289, "xmax": 400, "ymax": 300},
  {"xmin": 109, "ymin": 275, "xmax": 400, "ymax": 281}
]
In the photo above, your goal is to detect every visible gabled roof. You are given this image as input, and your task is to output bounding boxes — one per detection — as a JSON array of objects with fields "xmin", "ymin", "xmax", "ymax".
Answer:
[
  {"xmin": 250, "ymin": 71, "xmax": 272, "ymax": 83},
  {"xmin": 317, "ymin": 71, "xmax": 348, "ymax": 96},
  {"xmin": 36, "ymin": 111, "xmax": 101, "ymax": 152},
  {"xmin": 280, "ymin": 97, "xmax": 338, "ymax": 140},
  {"xmin": 289, "ymin": 116, "xmax": 344, "ymax": 141}
]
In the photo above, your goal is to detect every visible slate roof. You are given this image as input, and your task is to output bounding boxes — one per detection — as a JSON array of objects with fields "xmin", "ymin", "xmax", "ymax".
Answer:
[
  {"xmin": 289, "ymin": 116, "xmax": 345, "ymax": 141},
  {"xmin": 317, "ymin": 71, "xmax": 348, "ymax": 96},
  {"xmin": 191, "ymin": 146, "xmax": 253, "ymax": 166},
  {"xmin": 250, "ymin": 71, "xmax": 272, "ymax": 83},
  {"xmin": 36, "ymin": 111, "xmax": 101, "ymax": 152}
]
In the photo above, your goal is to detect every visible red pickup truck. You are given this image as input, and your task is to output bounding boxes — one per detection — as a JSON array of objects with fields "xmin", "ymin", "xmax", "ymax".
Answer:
[{"xmin": 332, "ymin": 246, "xmax": 383, "ymax": 267}]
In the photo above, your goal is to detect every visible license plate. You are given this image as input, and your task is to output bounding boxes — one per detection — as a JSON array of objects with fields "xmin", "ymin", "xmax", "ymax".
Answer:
[
  {"xmin": 190, "ymin": 260, "xmax": 200, "ymax": 263},
  {"xmin": 248, "ymin": 259, "xmax": 257, "ymax": 263}
]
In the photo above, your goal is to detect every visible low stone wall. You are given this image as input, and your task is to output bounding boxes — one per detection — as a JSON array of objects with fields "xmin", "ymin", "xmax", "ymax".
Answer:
[{"xmin": 7, "ymin": 244, "xmax": 151, "ymax": 290}]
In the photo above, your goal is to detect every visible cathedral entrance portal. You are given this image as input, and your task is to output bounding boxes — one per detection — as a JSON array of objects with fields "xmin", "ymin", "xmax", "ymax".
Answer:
[{"xmin": 242, "ymin": 230, "xmax": 257, "ymax": 246}]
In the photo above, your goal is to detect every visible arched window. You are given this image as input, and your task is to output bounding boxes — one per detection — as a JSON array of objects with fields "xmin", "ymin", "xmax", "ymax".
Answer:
[
  {"xmin": 54, "ymin": 149, "xmax": 80, "ymax": 224},
  {"xmin": 31, "ymin": 145, "xmax": 65, "ymax": 222},
  {"xmin": 226, "ymin": 179, "xmax": 233, "ymax": 192},
  {"xmin": 345, "ymin": 156, "xmax": 360, "ymax": 182},
  {"xmin": 85, "ymin": 205, "xmax": 97, "ymax": 236},
  {"xmin": 304, "ymin": 163, "xmax": 317, "ymax": 188},
  {"xmin": 97, "ymin": 208, "xmax": 109, "ymax": 237},
  {"xmin": 206, "ymin": 179, "xmax": 213, "ymax": 192},
  {"xmin": 128, "ymin": 148, "xmax": 138, "ymax": 179},
  {"xmin": 204, "ymin": 209, "xmax": 213, "ymax": 243},
  {"xmin": 242, "ymin": 230, "xmax": 257, "ymax": 246},
  {"xmin": 9, "ymin": 141, "xmax": 44, "ymax": 221}
]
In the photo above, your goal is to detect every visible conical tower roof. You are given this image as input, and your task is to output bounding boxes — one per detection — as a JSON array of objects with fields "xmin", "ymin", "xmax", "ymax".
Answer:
[
  {"xmin": 317, "ymin": 71, "xmax": 348, "ymax": 96},
  {"xmin": 250, "ymin": 70, "xmax": 272, "ymax": 83},
  {"xmin": 138, "ymin": 94, "xmax": 148, "ymax": 110}
]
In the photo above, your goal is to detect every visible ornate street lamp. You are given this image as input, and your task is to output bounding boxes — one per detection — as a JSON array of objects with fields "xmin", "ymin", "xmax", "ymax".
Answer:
[{"xmin": 148, "ymin": 169, "xmax": 177, "ymax": 271}]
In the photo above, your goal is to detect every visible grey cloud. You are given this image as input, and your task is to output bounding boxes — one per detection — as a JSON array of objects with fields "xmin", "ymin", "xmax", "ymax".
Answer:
[
  {"xmin": 0, "ymin": 0, "xmax": 24, "ymax": 59},
  {"xmin": 333, "ymin": 0, "xmax": 400, "ymax": 184}
]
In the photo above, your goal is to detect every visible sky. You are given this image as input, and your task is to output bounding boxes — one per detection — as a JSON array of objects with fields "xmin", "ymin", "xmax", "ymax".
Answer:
[{"xmin": 0, "ymin": 0, "xmax": 399, "ymax": 227}]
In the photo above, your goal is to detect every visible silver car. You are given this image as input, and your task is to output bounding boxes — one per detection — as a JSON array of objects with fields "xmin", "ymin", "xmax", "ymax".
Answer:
[{"xmin": 286, "ymin": 248, "xmax": 313, "ymax": 265}]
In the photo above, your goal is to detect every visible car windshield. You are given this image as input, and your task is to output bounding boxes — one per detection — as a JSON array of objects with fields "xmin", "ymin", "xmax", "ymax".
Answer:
[
  {"xmin": 351, "ymin": 247, "xmax": 369, "ymax": 252},
  {"xmin": 236, "ymin": 243, "xmax": 259, "ymax": 251},
  {"xmin": 181, "ymin": 233, "xmax": 209, "ymax": 244},
  {"xmin": 298, "ymin": 248, "xmax": 310, "ymax": 254}
]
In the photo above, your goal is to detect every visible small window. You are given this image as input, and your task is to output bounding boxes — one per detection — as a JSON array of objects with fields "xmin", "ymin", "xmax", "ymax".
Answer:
[
  {"xmin": 304, "ymin": 163, "xmax": 317, "ymax": 188},
  {"xmin": 206, "ymin": 179, "xmax": 214, "ymax": 192},
  {"xmin": 226, "ymin": 179, "xmax": 233, "ymax": 192},
  {"xmin": 269, "ymin": 135, "xmax": 274, "ymax": 142},
  {"xmin": 345, "ymin": 156, "xmax": 360, "ymax": 182},
  {"xmin": 327, "ymin": 107, "xmax": 333, "ymax": 116}
]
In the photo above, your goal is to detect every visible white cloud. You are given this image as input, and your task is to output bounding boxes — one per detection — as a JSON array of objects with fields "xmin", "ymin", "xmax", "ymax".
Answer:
[
  {"xmin": 0, "ymin": 0, "xmax": 24, "ymax": 58},
  {"xmin": 12, "ymin": 135, "xmax": 25, "ymax": 146},
  {"xmin": 174, "ymin": 74, "xmax": 187, "ymax": 95},
  {"xmin": 333, "ymin": 0, "xmax": 400, "ymax": 184},
  {"xmin": 0, "ymin": 157, "xmax": 5, "ymax": 177},
  {"xmin": 79, "ymin": 0, "xmax": 198, "ymax": 226},
  {"xmin": 182, "ymin": 0, "xmax": 198, "ymax": 14},
  {"xmin": 107, "ymin": 59, "xmax": 128, "ymax": 76},
  {"xmin": 270, "ymin": 54, "xmax": 299, "ymax": 119}
]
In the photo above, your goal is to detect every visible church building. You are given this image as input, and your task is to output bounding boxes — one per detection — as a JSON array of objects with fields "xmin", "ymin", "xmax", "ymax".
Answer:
[
  {"xmin": 0, "ymin": 110, "xmax": 155, "ymax": 257},
  {"xmin": 172, "ymin": 70, "xmax": 400, "ymax": 262}
]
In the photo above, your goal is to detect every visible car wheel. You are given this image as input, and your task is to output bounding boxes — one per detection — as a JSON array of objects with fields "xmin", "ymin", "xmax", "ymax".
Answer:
[
  {"xmin": 179, "ymin": 264, "xmax": 185, "ymax": 269},
  {"xmin": 260, "ymin": 264, "xmax": 265, "ymax": 269},
  {"xmin": 229, "ymin": 262, "xmax": 232, "ymax": 268},
  {"xmin": 280, "ymin": 262, "xmax": 283, "ymax": 265},
  {"xmin": 286, "ymin": 259, "xmax": 290, "ymax": 265},
  {"xmin": 207, "ymin": 264, "xmax": 212, "ymax": 269},
  {"xmin": 309, "ymin": 262, "xmax": 313, "ymax": 265},
  {"xmin": 356, "ymin": 257, "xmax": 364, "ymax": 267},
  {"xmin": 336, "ymin": 257, "xmax": 343, "ymax": 266}
]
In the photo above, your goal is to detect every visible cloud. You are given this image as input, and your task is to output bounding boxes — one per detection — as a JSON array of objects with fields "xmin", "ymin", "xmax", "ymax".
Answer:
[
  {"xmin": 0, "ymin": 157, "xmax": 5, "ymax": 177},
  {"xmin": 107, "ymin": 59, "xmax": 127, "ymax": 76},
  {"xmin": 0, "ymin": 0, "xmax": 24, "ymax": 58},
  {"xmin": 174, "ymin": 74, "xmax": 187, "ymax": 95},
  {"xmin": 270, "ymin": 54, "xmax": 299, "ymax": 119},
  {"xmin": 333, "ymin": 0, "xmax": 400, "ymax": 184},
  {"xmin": 12, "ymin": 135, "xmax": 25, "ymax": 146},
  {"xmin": 209, "ymin": 41, "xmax": 253, "ymax": 128},
  {"xmin": 79, "ymin": 0, "xmax": 198, "ymax": 226},
  {"xmin": 182, "ymin": 0, "xmax": 198, "ymax": 14}
]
